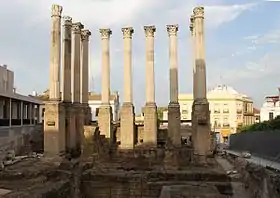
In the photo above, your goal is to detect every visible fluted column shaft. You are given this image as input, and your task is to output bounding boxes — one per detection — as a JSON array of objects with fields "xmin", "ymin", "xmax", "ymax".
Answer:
[
  {"xmin": 81, "ymin": 30, "xmax": 91, "ymax": 104},
  {"xmin": 167, "ymin": 25, "xmax": 179, "ymax": 103},
  {"xmin": 49, "ymin": 4, "xmax": 62, "ymax": 100},
  {"xmin": 100, "ymin": 29, "xmax": 112, "ymax": 104},
  {"xmin": 194, "ymin": 8, "xmax": 206, "ymax": 99},
  {"xmin": 62, "ymin": 16, "xmax": 72, "ymax": 102},
  {"xmin": 71, "ymin": 22, "xmax": 84, "ymax": 103},
  {"xmin": 190, "ymin": 16, "xmax": 197, "ymax": 99},
  {"xmin": 144, "ymin": 26, "xmax": 156, "ymax": 104},
  {"xmin": 122, "ymin": 27, "xmax": 134, "ymax": 104}
]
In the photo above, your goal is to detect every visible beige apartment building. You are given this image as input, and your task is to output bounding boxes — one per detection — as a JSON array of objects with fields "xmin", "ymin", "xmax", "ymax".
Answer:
[{"xmin": 178, "ymin": 85, "xmax": 254, "ymax": 143}]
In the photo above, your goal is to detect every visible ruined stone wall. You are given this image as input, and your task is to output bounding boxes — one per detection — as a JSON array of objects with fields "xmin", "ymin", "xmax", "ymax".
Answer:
[
  {"xmin": 229, "ymin": 130, "xmax": 280, "ymax": 161},
  {"xmin": 226, "ymin": 154, "xmax": 280, "ymax": 198}
]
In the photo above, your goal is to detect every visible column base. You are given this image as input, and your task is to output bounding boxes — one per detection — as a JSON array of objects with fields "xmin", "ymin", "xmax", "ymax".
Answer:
[
  {"xmin": 143, "ymin": 102, "xmax": 158, "ymax": 147},
  {"xmin": 43, "ymin": 101, "xmax": 66, "ymax": 157},
  {"xmin": 191, "ymin": 98, "xmax": 211, "ymax": 157},
  {"xmin": 168, "ymin": 102, "xmax": 181, "ymax": 146},
  {"xmin": 98, "ymin": 104, "xmax": 112, "ymax": 140},
  {"xmin": 120, "ymin": 102, "xmax": 135, "ymax": 149}
]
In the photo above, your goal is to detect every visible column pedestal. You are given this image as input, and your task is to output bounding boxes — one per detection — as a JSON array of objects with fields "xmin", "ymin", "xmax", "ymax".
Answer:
[
  {"xmin": 73, "ymin": 103, "xmax": 84, "ymax": 156},
  {"xmin": 143, "ymin": 102, "xmax": 157, "ymax": 147},
  {"xmin": 191, "ymin": 98, "xmax": 211, "ymax": 165},
  {"xmin": 84, "ymin": 104, "xmax": 92, "ymax": 125},
  {"xmin": 167, "ymin": 102, "xmax": 181, "ymax": 146},
  {"xmin": 43, "ymin": 101, "xmax": 66, "ymax": 157},
  {"xmin": 64, "ymin": 102, "xmax": 74, "ymax": 152},
  {"xmin": 120, "ymin": 102, "xmax": 135, "ymax": 149},
  {"xmin": 98, "ymin": 105, "xmax": 112, "ymax": 140}
]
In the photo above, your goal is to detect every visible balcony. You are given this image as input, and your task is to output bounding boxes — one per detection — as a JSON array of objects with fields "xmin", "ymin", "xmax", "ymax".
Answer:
[
  {"xmin": 214, "ymin": 110, "xmax": 220, "ymax": 113},
  {"xmin": 236, "ymin": 109, "xmax": 242, "ymax": 114},
  {"xmin": 223, "ymin": 109, "xmax": 229, "ymax": 113},
  {"xmin": 223, "ymin": 123, "xmax": 230, "ymax": 128}
]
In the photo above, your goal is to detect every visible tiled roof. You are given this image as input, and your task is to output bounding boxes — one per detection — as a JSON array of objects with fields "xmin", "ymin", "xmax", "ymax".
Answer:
[{"xmin": 253, "ymin": 107, "xmax": 260, "ymax": 114}]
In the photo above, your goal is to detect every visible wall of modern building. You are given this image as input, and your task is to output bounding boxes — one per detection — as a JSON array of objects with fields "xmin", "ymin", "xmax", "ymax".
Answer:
[
  {"xmin": 178, "ymin": 85, "xmax": 255, "ymax": 143},
  {"xmin": 88, "ymin": 91, "xmax": 120, "ymax": 122},
  {"xmin": 260, "ymin": 91, "xmax": 280, "ymax": 122}
]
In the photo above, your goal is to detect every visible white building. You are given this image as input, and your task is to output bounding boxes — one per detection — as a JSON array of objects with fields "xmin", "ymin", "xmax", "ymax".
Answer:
[
  {"xmin": 88, "ymin": 91, "xmax": 120, "ymax": 122},
  {"xmin": 178, "ymin": 85, "xmax": 254, "ymax": 143},
  {"xmin": 260, "ymin": 89, "xmax": 280, "ymax": 122}
]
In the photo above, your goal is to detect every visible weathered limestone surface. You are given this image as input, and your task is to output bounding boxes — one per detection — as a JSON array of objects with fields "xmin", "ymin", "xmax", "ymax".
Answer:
[
  {"xmin": 64, "ymin": 103, "xmax": 76, "ymax": 152},
  {"xmin": 49, "ymin": 4, "xmax": 62, "ymax": 101},
  {"xmin": 81, "ymin": 29, "xmax": 92, "ymax": 124},
  {"xmin": 98, "ymin": 28, "xmax": 112, "ymax": 139},
  {"xmin": 61, "ymin": 16, "xmax": 72, "ymax": 102},
  {"xmin": 167, "ymin": 24, "xmax": 181, "ymax": 147},
  {"xmin": 191, "ymin": 6, "xmax": 211, "ymax": 163},
  {"xmin": 143, "ymin": 103, "xmax": 158, "ymax": 146},
  {"xmin": 120, "ymin": 27, "xmax": 135, "ymax": 149},
  {"xmin": 143, "ymin": 25, "xmax": 157, "ymax": 147},
  {"xmin": 71, "ymin": 22, "xmax": 84, "ymax": 103},
  {"xmin": 98, "ymin": 105, "xmax": 112, "ymax": 140},
  {"xmin": 44, "ymin": 101, "xmax": 66, "ymax": 156}
]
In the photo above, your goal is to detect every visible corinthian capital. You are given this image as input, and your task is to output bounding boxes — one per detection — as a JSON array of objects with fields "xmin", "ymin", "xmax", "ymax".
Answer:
[
  {"xmin": 189, "ymin": 15, "xmax": 194, "ymax": 34},
  {"xmin": 72, "ymin": 22, "xmax": 84, "ymax": 34},
  {"xmin": 63, "ymin": 16, "xmax": 72, "ymax": 26},
  {"xmin": 51, "ymin": 4, "xmax": 63, "ymax": 17},
  {"xmin": 99, "ymin": 28, "xmax": 112, "ymax": 39},
  {"xmin": 167, "ymin": 24, "xmax": 179, "ymax": 36},
  {"xmin": 144, "ymin": 25, "xmax": 156, "ymax": 37},
  {"xmin": 81, "ymin": 29, "xmax": 91, "ymax": 41},
  {"xmin": 122, "ymin": 27, "xmax": 134, "ymax": 39},
  {"xmin": 193, "ymin": 6, "xmax": 204, "ymax": 19}
]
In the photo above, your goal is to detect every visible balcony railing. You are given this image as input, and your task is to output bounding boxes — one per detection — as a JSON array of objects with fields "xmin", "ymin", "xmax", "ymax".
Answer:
[
  {"xmin": 237, "ymin": 109, "xmax": 242, "ymax": 114},
  {"xmin": 223, "ymin": 109, "xmax": 229, "ymax": 113},
  {"xmin": 223, "ymin": 123, "xmax": 230, "ymax": 127}
]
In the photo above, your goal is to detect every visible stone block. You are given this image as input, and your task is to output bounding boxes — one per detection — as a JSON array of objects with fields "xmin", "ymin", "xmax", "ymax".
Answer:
[
  {"xmin": 191, "ymin": 98, "xmax": 211, "ymax": 162},
  {"xmin": 143, "ymin": 102, "xmax": 158, "ymax": 147},
  {"xmin": 120, "ymin": 103, "xmax": 135, "ymax": 149},
  {"xmin": 43, "ymin": 101, "xmax": 66, "ymax": 156},
  {"xmin": 168, "ymin": 102, "xmax": 181, "ymax": 146},
  {"xmin": 98, "ymin": 105, "xmax": 112, "ymax": 140}
]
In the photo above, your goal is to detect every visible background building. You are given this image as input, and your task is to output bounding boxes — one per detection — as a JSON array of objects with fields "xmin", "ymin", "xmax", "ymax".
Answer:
[
  {"xmin": 89, "ymin": 91, "xmax": 120, "ymax": 122},
  {"xmin": 260, "ymin": 88, "xmax": 280, "ymax": 122},
  {"xmin": 178, "ymin": 85, "xmax": 254, "ymax": 143}
]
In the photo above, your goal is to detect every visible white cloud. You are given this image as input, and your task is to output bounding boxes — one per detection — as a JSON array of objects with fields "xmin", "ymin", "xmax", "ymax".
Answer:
[
  {"xmin": 244, "ymin": 29, "xmax": 280, "ymax": 45},
  {"xmin": 14, "ymin": 0, "xmax": 161, "ymax": 27},
  {"xmin": 168, "ymin": 2, "xmax": 257, "ymax": 28}
]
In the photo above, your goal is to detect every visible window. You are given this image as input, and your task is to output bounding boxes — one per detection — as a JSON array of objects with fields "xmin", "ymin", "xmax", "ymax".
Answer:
[
  {"xmin": 223, "ymin": 104, "xmax": 229, "ymax": 113},
  {"xmin": 182, "ymin": 110, "xmax": 188, "ymax": 114},
  {"xmin": 223, "ymin": 116, "xmax": 229, "ymax": 126},
  {"xmin": 214, "ymin": 104, "xmax": 220, "ymax": 113},
  {"xmin": 269, "ymin": 112, "xmax": 274, "ymax": 121}
]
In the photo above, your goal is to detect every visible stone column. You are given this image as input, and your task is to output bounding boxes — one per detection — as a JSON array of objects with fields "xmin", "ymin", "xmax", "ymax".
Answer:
[
  {"xmin": 44, "ymin": 4, "xmax": 66, "ymax": 157},
  {"xmin": 167, "ymin": 24, "xmax": 181, "ymax": 147},
  {"xmin": 71, "ymin": 22, "xmax": 84, "ymax": 104},
  {"xmin": 191, "ymin": 6, "xmax": 211, "ymax": 163},
  {"xmin": 190, "ymin": 15, "xmax": 197, "ymax": 99},
  {"xmin": 81, "ymin": 29, "xmax": 91, "ymax": 124},
  {"xmin": 98, "ymin": 29, "xmax": 112, "ymax": 139},
  {"xmin": 71, "ymin": 22, "xmax": 84, "ymax": 155},
  {"xmin": 62, "ymin": 16, "xmax": 72, "ymax": 103},
  {"xmin": 49, "ymin": 4, "xmax": 62, "ymax": 101},
  {"xmin": 143, "ymin": 26, "xmax": 157, "ymax": 147},
  {"xmin": 120, "ymin": 27, "xmax": 135, "ymax": 149},
  {"xmin": 61, "ymin": 16, "xmax": 72, "ymax": 153}
]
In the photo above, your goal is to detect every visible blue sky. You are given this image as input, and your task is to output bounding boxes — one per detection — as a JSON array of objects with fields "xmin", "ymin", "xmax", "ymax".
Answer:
[{"xmin": 0, "ymin": 0, "xmax": 280, "ymax": 112}]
